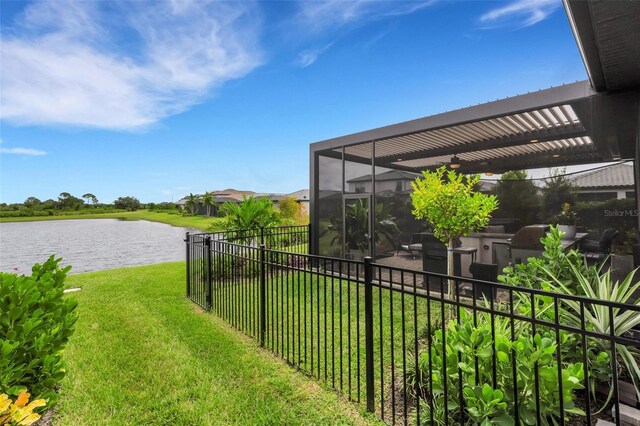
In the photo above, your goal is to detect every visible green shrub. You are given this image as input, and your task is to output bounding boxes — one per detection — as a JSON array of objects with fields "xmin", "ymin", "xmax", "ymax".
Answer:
[
  {"xmin": 210, "ymin": 253, "xmax": 260, "ymax": 280},
  {"xmin": 411, "ymin": 309, "xmax": 584, "ymax": 425},
  {"xmin": 499, "ymin": 226, "xmax": 640, "ymax": 410},
  {"xmin": 0, "ymin": 256, "xmax": 78, "ymax": 406},
  {"xmin": 498, "ymin": 227, "xmax": 597, "ymax": 295}
]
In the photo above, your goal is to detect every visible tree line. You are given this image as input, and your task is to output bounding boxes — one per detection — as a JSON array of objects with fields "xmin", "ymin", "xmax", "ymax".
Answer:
[{"xmin": 0, "ymin": 192, "xmax": 149, "ymax": 217}]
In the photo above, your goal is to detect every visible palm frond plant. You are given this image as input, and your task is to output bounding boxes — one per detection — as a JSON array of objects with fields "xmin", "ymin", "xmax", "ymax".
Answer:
[
  {"xmin": 320, "ymin": 199, "xmax": 399, "ymax": 257},
  {"xmin": 219, "ymin": 195, "xmax": 280, "ymax": 244},
  {"xmin": 185, "ymin": 193, "xmax": 200, "ymax": 216},
  {"xmin": 202, "ymin": 193, "xmax": 215, "ymax": 217},
  {"xmin": 541, "ymin": 261, "xmax": 640, "ymax": 406}
]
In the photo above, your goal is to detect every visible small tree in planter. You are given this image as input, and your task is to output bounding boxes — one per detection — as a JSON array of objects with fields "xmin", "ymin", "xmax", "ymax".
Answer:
[
  {"xmin": 551, "ymin": 202, "xmax": 578, "ymax": 239},
  {"xmin": 410, "ymin": 166, "xmax": 498, "ymax": 299}
]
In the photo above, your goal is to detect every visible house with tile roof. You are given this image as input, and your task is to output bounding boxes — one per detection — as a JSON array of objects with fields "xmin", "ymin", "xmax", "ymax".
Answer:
[{"xmin": 569, "ymin": 163, "xmax": 635, "ymax": 202}]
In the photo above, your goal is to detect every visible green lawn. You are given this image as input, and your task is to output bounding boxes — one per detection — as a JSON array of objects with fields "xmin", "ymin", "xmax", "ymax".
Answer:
[
  {"xmin": 56, "ymin": 262, "xmax": 377, "ymax": 425},
  {"xmin": 191, "ymin": 258, "xmax": 443, "ymax": 423},
  {"xmin": 0, "ymin": 211, "xmax": 225, "ymax": 231}
]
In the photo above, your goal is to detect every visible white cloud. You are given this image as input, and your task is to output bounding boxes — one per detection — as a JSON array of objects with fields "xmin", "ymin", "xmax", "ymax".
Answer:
[
  {"xmin": 296, "ymin": 42, "xmax": 335, "ymax": 67},
  {"xmin": 478, "ymin": 0, "xmax": 561, "ymax": 29},
  {"xmin": 295, "ymin": 0, "xmax": 435, "ymax": 34},
  {"xmin": 0, "ymin": 0, "xmax": 263, "ymax": 130},
  {"xmin": 291, "ymin": 1, "xmax": 433, "ymax": 68},
  {"xmin": 0, "ymin": 146, "xmax": 46, "ymax": 156}
]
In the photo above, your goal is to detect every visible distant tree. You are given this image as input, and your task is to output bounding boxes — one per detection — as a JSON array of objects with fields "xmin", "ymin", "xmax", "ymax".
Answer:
[
  {"xmin": 492, "ymin": 170, "xmax": 540, "ymax": 226},
  {"xmin": 114, "ymin": 196, "xmax": 142, "ymax": 211},
  {"xmin": 82, "ymin": 193, "xmax": 98, "ymax": 205},
  {"xmin": 58, "ymin": 192, "xmax": 84, "ymax": 210},
  {"xmin": 541, "ymin": 168, "xmax": 577, "ymax": 222},
  {"xmin": 202, "ymin": 193, "xmax": 215, "ymax": 217},
  {"xmin": 42, "ymin": 199, "xmax": 57, "ymax": 210},
  {"xmin": 185, "ymin": 193, "xmax": 200, "ymax": 216},
  {"xmin": 278, "ymin": 197, "xmax": 300, "ymax": 221},
  {"xmin": 23, "ymin": 197, "xmax": 42, "ymax": 209}
]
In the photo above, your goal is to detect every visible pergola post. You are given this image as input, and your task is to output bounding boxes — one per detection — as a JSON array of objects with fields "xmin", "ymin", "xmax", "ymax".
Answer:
[{"xmin": 634, "ymin": 104, "xmax": 640, "ymax": 267}]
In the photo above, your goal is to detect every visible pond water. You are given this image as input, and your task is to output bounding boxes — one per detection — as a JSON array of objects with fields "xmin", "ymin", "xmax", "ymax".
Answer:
[{"xmin": 0, "ymin": 219, "xmax": 196, "ymax": 274}]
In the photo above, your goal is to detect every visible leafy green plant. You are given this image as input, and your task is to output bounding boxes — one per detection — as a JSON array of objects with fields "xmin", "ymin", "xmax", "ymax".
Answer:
[
  {"xmin": 499, "ymin": 226, "xmax": 640, "ymax": 410},
  {"xmin": 411, "ymin": 309, "xmax": 584, "ymax": 425},
  {"xmin": 0, "ymin": 256, "xmax": 78, "ymax": 406},
  {"xmin": 498, "ymin": 227, "xmax": 597, "ymax": 295},
  {"xmin": 541, "ymin": 258, "xmax": 640, "ymax": 403},
  {"xmin": 411, "ymin": 166, "xmax": 498, "ymax": 298},
  {"xmin": 220, "ymin": 196, "xmax": 280, "ymax": 232},
  {"xmin": 551, "ymin": 203, "xmax": 578, "ymax": 226},
  {"xmin": 463, "ymin": 385, "xmax": 512, "ymax": 426},
  {"xmin": 320, "ymin": 199, "xmax": 399, "ymax": 257}
]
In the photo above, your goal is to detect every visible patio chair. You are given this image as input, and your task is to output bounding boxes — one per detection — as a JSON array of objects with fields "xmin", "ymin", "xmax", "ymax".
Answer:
[
  {"xmin": 468, "ymin": 262, "xmax": 498, "ymax": 301},
  {"xmin": 396, "ymin": 233, "xmax": 422, "ymax": 258}
]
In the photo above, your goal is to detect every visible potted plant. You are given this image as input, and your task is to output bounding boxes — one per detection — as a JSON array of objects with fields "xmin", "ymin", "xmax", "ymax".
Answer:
[{"xmin": 553, "ymin": 202, "xmax": 577, "ymax": 239}]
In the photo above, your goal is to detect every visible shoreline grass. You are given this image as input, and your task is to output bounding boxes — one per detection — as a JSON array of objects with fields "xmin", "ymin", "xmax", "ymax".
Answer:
[
  {"xmin": 56, "ymin": 262, "xmax": 378, "ymax": 425},
  {"xmin": 0, "ymin": 210, "xmax": 224, "ymax": 231}
]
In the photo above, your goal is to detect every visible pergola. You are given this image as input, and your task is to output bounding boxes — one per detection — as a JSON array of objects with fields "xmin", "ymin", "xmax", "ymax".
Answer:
[{"xmin": 309, "ymin": 0, "xmax": 640, "ymax": 260}]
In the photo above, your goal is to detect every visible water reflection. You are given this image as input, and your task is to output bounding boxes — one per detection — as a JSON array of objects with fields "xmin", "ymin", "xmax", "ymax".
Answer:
[{"xmin": 0, "ymin": 219, "xmax": 196, "ymax": 274}]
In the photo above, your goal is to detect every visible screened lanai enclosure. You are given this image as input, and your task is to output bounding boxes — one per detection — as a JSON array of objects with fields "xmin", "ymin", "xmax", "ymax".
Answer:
[{"xmin": 310, "ymin": 6, "xmax": 640, "ymax": 278}]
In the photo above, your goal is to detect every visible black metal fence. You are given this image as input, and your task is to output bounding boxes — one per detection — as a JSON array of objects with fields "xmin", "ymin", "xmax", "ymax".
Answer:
[
  {"xmin": 186, "ymin": 232, "xmax": 640, "ymax": 425},
  {"xmin": 185, "ymin": 225, "xmax": 309, "ymax": 310}
]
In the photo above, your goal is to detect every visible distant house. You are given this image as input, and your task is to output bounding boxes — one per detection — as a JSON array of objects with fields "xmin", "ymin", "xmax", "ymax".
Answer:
[
  {"xmin": 178, "ymin": 188, "xmax": 310, "ymax": 217},
  {"xmin": 347, "ymin": 170, "xmax": 496, "ymax": 195},
  {"xmin": 569, "ymin": 163, "xmax": 635, "ymax": 202},
  {"xmin": 347, "ymin": 170, "xmax": 421, "ymax": 194}
]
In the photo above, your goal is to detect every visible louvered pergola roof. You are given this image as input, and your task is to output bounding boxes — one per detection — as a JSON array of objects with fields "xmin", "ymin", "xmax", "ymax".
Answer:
[{"xmin": 311, "ymin": 81, "xmax": 638, "ymax": 175}]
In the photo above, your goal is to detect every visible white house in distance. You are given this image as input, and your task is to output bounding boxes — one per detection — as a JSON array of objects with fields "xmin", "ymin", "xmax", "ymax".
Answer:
[{"xmin": 569, "ymin": 162, "xmax": 634, "ymax": 202}]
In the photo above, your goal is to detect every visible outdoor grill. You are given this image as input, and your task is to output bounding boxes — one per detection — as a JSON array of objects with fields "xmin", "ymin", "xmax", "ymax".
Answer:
[{"xmin": 510, "ymin": 225, "xmax": 550, "ymax": 264}]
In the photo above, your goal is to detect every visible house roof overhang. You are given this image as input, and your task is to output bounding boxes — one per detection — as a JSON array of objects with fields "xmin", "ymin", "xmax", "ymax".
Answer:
[{"xmin": 564, "ymin": 0, "xmax": 640, "ymax": 93}]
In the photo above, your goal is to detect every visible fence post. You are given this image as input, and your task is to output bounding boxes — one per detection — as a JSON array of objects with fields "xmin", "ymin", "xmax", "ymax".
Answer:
[
  {"xmin": 260, "ymin": 226, "xmax": 265, "ymax": 247},
  {"xmin": 206, "ymin": 236, "xmax": 213, "ymax": 310},
  {"xmin": 307, "ymin": 223, "xmax": 311, "ymax": 254},
  {"xmin": 185, "ymin": 232, "xmax": 191, "ymax": 298},
  {"xmin": 364, "ymin": 256, "xmax": 375, "ymax": 413},
  {"xmin": 260, "ymin": 243, "xmax": 266, "ymax": 347}
]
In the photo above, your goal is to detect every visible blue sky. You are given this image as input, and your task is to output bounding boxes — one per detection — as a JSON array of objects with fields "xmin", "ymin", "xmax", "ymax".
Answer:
[{"xmin": 0, "ymin": 0, "xmax": 586, "ymax": 204}]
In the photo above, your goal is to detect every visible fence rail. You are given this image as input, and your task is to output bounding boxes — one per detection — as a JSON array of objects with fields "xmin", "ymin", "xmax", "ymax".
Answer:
[{"xmin": 186, "ymin": 229, "xmax": 640, "ymax": 425}]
